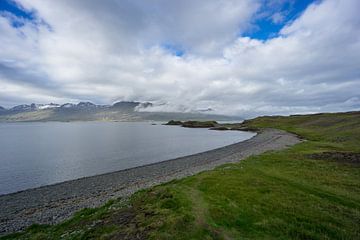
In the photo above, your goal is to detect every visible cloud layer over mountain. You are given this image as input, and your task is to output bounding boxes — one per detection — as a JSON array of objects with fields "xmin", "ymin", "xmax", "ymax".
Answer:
[{"xmin": 0, "ymin": 0, "xmax": 359, "ymax": 117}]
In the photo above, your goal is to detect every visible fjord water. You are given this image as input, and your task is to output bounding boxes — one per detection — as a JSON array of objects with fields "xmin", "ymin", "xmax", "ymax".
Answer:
[{"xmin": 0, "ymin": 122, "xmax": 255, "ymax": 195}]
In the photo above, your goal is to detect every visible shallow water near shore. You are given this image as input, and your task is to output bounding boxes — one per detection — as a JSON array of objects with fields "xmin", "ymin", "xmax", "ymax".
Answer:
[{"xmin": 0, "ymin": 122, "xmax": 255, "ymax": 195}]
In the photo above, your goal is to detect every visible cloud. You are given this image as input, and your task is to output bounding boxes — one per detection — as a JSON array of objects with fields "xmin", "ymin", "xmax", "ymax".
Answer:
[
  {"xmin": 271, "ymin": 12, "xmax": 286, "ymax": 24},
  {"xmin": 0, "ymin": 0, "xmax": 359, "ymax": 117}
]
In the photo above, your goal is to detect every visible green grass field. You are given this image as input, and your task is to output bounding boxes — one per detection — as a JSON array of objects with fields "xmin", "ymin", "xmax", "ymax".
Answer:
[{"xmin": 2, "ymin": 111, "xmax": 360, "ymax": 239}]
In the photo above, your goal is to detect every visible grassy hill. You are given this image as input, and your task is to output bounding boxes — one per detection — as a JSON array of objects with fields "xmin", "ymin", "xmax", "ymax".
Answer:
[{"xmin": 2, "ymin": 111, "xmax": 359, "ymax": 239}]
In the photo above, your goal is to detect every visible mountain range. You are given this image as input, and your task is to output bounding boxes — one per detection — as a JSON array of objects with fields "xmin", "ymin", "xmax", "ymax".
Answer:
[{"xmin": 0, "ymin": 101, "xmax": 239, "ymax": 122}]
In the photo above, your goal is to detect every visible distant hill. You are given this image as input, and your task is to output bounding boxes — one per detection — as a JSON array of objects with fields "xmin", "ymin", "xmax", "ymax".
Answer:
[{"xmin": 0, "ymin": 101, "xmax": 240, "ymax": 122}]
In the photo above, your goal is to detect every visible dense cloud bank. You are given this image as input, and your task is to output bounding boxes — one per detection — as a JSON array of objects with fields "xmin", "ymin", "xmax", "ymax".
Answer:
[{"xmin": 0, "ymin": 0, "xmax": 359, "ymax": 117}]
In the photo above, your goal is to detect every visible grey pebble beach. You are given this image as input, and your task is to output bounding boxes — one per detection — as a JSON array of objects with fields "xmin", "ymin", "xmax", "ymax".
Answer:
[{"xmin": 0, "ymin": 129, "xmax": 300, "ymax": 235}]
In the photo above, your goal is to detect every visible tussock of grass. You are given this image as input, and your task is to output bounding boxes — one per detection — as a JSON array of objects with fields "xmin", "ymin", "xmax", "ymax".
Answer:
[{"xmin": 2, "ymin": 111, "xmax": 360, "ymax": 239}]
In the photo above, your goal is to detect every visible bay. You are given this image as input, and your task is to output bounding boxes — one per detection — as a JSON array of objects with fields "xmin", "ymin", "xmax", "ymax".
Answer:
[{"xmin": 0, "ymin": 122, "xmax": 255, "ymax": 195}]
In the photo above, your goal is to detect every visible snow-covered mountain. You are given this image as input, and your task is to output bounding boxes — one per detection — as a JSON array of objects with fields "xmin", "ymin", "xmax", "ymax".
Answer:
[
  {"xmin": 37, "ymin": 103, "xmax": 60, "ymax": 110},
  {"xmin": 60, "ymin": 103, "xmax": 76, "ymax": 108},
  {"xmin": 76, "ymin": 102, "xmax": 97, "ymax": 108},
  {"xmin": 9, "ymin": 104, "xmax": 34, "ymax": 112},
  {"xmin": 0, "ymin": 101, "xmax": 239, "ymax": 122},
  {"xmin": 7, "ymin": 103, "xmax": 60, "ymax": 112}
]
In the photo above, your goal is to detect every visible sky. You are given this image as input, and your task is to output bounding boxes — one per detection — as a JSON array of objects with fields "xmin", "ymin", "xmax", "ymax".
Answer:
[{"xmin": 0, "ymin": 0, "xmax": 359, "ymax": 117}]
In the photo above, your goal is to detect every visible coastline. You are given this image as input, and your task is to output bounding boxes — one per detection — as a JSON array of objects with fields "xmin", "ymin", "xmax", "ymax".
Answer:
[{"xmin": 0, "ymin": 128, "xmax": 301, "ymax": 235}]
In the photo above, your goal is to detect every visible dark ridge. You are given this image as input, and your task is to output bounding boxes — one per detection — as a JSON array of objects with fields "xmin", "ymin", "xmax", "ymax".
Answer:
[
  {"xmin": 138, "ymin": 102, "xmax": 153, "ymax": 108},
  {"xmin": 165, "ymin": 120, "xmax": 183, "ymax": 125},
  {"xmin": 77, "ymin": 102, "xmax": 96, "ymax": 108},
  {"xmin": 165, "ymin": 120, "xmax": 218, "ymax": 128},
  {"xmin": 60, "ymin": 103, "xmax": 76, "ymax": 108},
  {"xmin": 112, "ymin": 101, "xmax": 140, "ymax": 110}
]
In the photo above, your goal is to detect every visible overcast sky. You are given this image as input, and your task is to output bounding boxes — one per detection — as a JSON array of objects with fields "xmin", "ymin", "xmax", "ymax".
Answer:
[{"xmin": 0, "ymin": 0, "xmax": 359, "ymax": 117}]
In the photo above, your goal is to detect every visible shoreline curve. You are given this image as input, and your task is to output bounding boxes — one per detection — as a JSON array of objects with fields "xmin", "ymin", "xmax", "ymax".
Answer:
[{"xmin": 0, "ymin": 128, "xmax": 301, "ymax": 235}]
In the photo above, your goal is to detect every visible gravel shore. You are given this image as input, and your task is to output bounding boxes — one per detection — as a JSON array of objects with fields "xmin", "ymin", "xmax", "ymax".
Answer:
[{"xmin": 0, "ymin": 129, "xmax": 300, "ymax": 235}]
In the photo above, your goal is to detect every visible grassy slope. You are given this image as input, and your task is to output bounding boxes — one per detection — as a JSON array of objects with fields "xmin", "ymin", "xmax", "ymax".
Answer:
[{"xmin": 2, "ymin": 112, "xmax": 360, "ymax": 239}]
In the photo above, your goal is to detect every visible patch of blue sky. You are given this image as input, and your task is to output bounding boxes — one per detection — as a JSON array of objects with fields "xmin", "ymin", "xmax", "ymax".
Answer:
[
  {"xmin": 244, "ymin": 0, "xmax": 316, "ymax": 40},
  {"xmin": 0, "ymin": 0, "xmax": 53, "ymax": 32},
  {"xmin": 161, "ymin": 43, "xmax": 185, "ymax": 57},
  {"xmin": 0, "ymin": 0, "xmax": 35, "ymax": 27}
]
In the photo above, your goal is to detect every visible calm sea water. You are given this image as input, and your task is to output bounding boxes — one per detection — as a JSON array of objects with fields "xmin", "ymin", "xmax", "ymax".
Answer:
[{"xmin": 0, "ymin": 122, "xmax": 255, "ymax": 195}]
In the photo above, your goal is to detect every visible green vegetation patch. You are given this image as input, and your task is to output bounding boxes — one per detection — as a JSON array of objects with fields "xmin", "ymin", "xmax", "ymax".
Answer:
[
  {"xmin": 181, "ymin": 121, "xmax": 218, "ymax": 128},
  {"xmin": 3, "ymin": 111, "xmax": 360, "ymax": 239},
  {"xmin": 164, "ymin": 120, "xmax": 183, "ymax": 126},
  {"xmin": 165, "ymin": 120, "xmax": 218, "ymax": 128}
]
